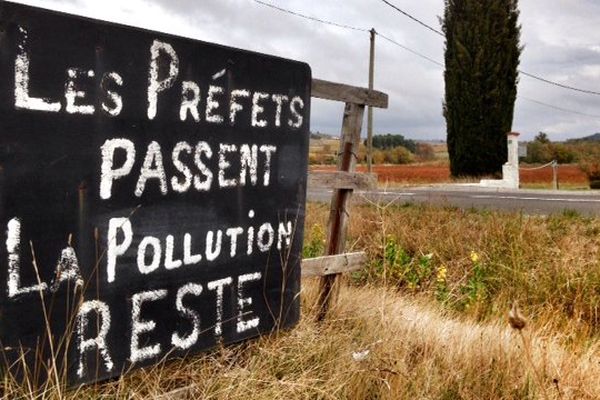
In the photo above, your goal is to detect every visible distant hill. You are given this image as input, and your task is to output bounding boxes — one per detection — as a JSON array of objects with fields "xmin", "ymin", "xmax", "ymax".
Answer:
[{"xmin": 568, "ymin": 133, "xmax": 600, "ymax": 142}]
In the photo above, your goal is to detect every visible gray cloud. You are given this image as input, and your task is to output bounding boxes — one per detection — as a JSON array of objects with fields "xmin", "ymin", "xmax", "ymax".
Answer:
[{"xmin": 15, "ymin": 0, "xmax": 600, "ymax": 140}]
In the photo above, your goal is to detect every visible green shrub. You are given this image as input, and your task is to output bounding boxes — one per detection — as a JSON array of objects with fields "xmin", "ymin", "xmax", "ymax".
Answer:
[
  {"xmin": 385, "ymin": 146, "xmax": 414, "ymax": 164},
  {"xmin": 370, "ymin": 133, "xmax": 416, "ymax": 152},
  {"xmin": 524, "ymin": 142, "xmax": 578, "ymax": 164},
  {"xmin": 577, "ymin": 142, "xmax": 600, "ymax": 186}
]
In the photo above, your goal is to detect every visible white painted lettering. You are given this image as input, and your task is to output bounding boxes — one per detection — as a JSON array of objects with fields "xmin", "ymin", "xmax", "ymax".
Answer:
[
  {"xmin": 180, "ymin": 81, "xmax": 201, "ymax": 122},
  {"xmin": 101, "ymin": 72, "xmax": 123, "ymax": 116},
  {"xmin": 259, "ymin": 145, "xmax": 276, "ymax": 186},
  {"xmin": 271, "ymin": 94, "xmax": 289, "ymax": 127},
  {"xmin": 225, "ymin": 227, "xmax": 243, "ymax": 258},
  {"xmin": 205, "ymin": 85, "xmax": 224, "ymax": 123},
  {"xmin": 288, "ymin": 96, "xmax": 304, "ymax": 128},
  {"xmin": 218, "ymin": 144, "xmax": 237, "ymax": 188},
  {"xmin": 6, "ymin": 217, "xmax": 47, "ymax": 298},
  {"xmin": 65, "ymin": 68, "xmax": 95, "ymax": 115},
  {"xmin": 277, "ymin": 221, "xmax": 293, "ymax": 250},
  {"xmin": 77, "ymin": 300, "xmax": 113, "ymax": 378},
  {"xmin": 164, "ymin": 235, "xmax": 182, "ymax": 270},
  {"xmin": 251, "ymin": 92, "xmax": 269, "ymax": 127},
  {"xmin": 106, "ymin": 217, "xmax": 133, "ymax": 283},
  {"xmin": 229, "ymin": 89, "xmax": 249, "ymax": 125},
  {"xmin": 247, "ymin": 209, "xmax": 255, "ymax": 255},
  {"xmin": 137, "ymin": 236, "xmax": 162, "ymax": 274},
  {"xmin": 147, "ymin": 40, "xmax": 179, "ymax": 120},
  {"xmin": 194, "ymin": 141, "xmax": 213, "ymax": 191},
  {"xmin": 100, "ymin": 138, "xmax": 136, "ymax": 200},
  {"xmin": 239, "ymin": 144, "xmax": 258, "ymax": 186},
  {"xmin": 237, "ymin": 272, "xmax": 261, "ymax": 333},
  {"xmin": 207, "ymin": 277, "xmax": 233, "ymax": 336},
  {"xmin": 171, "ymin": 141, "xmax": 193, "ymax": 193},
  {"xmin": 14, "ymin": 27, "xmax": 61, "ymax": 112},
  {"xmin": 171, "ymin": 283, "xmax": 203, "ymax": 350},
  {"xmin": 257, "ymin": 223, "xmax": 274, "ymax": 252},
  {"xmin": 183, "ymin": 233, "xmax": 202, "ymax": 265},
  {"xmin": 135, "ymin": 141, "xmax": 168, "ymax": 197},
  {"xmin": 50, "ymin": 246, "xmax": 83, "ymax": 292},
  {"xmin": 130, "ymin": 290, "xmax": 167, "ymax": 363},
  {"xmin": 205, "ymin": 230, "xmax": 222, "ymax": 261}
]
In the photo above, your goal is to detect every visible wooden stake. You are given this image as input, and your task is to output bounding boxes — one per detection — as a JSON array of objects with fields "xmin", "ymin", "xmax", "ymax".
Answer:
[
  {"xmin": 367, "ymin": 28, "xmax": 376, "ymax": 173},
  {"xmin": 317, "ymin": 102, "xmax": 365, "ymax": 321}
]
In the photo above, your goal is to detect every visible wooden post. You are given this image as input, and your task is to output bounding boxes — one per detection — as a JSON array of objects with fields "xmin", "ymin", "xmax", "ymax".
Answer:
[
  {"xmin": 367, "ymin": 28, "xmax": 376, "ymax": 173},
  {"xmin": 317, "ymin": 102, "xmax": 365, "ymax": 321},
  {"xmin": 552, "ymin": 160, "xmax": 559, "ymax": 190}
]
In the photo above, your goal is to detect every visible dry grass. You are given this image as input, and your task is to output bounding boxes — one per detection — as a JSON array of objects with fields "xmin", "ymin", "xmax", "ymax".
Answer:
[
  {"xmin": 9, "ymin": 282, "xmax": 599, "ymax": 399},
  {"xmin": 304, "ymin": 201, "xmax": 600, "ymax": 341},
  {"xmin": 5, "ymin": 202, "xmax": 600, "ymax": 399}
]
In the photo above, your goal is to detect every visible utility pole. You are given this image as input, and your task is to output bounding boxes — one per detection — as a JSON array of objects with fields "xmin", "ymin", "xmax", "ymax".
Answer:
[{"xmin": 367, "ymin": 28, "xmax": 376, "ymax": 173}]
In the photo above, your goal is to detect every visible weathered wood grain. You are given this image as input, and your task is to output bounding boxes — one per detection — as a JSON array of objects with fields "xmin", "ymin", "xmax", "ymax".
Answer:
[
  {"xmin": 317, "ymin": 101, "xmax": 366, "ymax": 321},
  {"xmin": 308, "ymin": 171, "xmax": 377, "ymax": 191},
  {"xmin": 312, "ymin": 78, "xmax": 388, "ymax": 108},
  {"xmin": 302, "ymin": 252, "xmax": 367, "ymax": 277}
]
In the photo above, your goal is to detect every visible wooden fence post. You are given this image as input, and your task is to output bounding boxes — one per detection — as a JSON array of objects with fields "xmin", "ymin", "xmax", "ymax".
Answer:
[{"xmin": 316, "ymin": 102, "xmax": 365, "ymax": 321}]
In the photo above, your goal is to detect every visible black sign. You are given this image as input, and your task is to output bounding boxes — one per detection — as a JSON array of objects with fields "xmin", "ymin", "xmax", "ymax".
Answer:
[{"xmin": 0, "ymin": 2, "xmax": 310, "ymax": 385}]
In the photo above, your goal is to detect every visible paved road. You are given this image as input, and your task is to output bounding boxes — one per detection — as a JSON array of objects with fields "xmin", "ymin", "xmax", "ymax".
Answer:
[{"xmin": 307, "ymin": 186, "xmax": 600, "ymax": 216}]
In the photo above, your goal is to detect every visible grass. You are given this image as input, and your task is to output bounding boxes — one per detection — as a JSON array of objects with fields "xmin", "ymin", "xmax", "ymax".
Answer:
[
  {"xmin": 305, "ymin": 202, "xmax": 600, "ymax": 377},
  {"xmin": 9, "ymin": 281, "xmax": 600, "ymax": 399},
  {"xmin": 324, "ymin": 202, "xmax": 600, "ymax": 342},
  {"xmin": 4, "ymin": 202, "xmax": 600, "ymax": 398}
]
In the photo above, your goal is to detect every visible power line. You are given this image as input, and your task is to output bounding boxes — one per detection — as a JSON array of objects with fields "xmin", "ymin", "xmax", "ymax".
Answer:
[
  {"xmin": 251, "ymin": 0, "xmax": 600, "ymax": 120},
  {"xmin": 252, "ymin": 0, "xmax": 443, "ymax": 68},
  {"xmin": 520, "ymin": 71, "xmax": 600, "ymax": 96},
  {"xmin": 252, "ymin": 0, "xmax": 442, "ymax": 67},
  {"xmin": 251, "ymin": 0, "xmax": 369, "ymax": 32},
  {"xmin": 378, "ymin": 0, "xmax": 600, "ymax": 97},
  {"xmin": 376, "ymin": 32, "xmax": 444, "ymax": 67},
  {"xmin": 519, "ymin": 96, "xmax": 600, "ymax": 119},
  {"xmin": 378, "ymin": 0, "xmax": 444, "ymax": 37},
  {"xmin": 370, "ymin": 34, "xmax": 600, "ymax": 119}
]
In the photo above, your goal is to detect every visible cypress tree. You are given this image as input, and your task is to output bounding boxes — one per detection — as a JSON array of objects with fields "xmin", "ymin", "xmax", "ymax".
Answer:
[{"xmin": 443, "ymin": 0, "xmax": 522, "ymax": 177}]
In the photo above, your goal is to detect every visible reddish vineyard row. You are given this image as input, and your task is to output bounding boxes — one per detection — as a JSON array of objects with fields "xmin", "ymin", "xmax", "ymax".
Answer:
[{"xmin": 311, "ymin": 164, "xmax": 588, "ymax": 184}]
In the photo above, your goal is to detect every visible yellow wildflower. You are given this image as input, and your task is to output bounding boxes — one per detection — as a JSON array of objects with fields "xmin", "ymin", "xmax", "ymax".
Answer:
[
  {"xmin": 436, "ymin": 265, "xmax": 447, "ymax": 283},
  {"xmin": 470, "ymin": 251, "xmax": 480, "ymax": 263}
]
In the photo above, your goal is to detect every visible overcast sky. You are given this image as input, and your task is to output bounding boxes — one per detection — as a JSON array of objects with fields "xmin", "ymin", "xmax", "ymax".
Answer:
[{"xmin": 14, "ymin": 0, "xmax": 600, "ymax": 141}]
